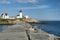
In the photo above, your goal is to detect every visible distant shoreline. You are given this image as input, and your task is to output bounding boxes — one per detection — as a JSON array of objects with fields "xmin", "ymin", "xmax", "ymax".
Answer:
[
  {"xmin": 0, "ymin": 22, "xmax": 48, "ymax": 25},
  {"xmin": 28, "ymin": 22, "xmax": 48, "ymax": 24},
  {"xmin": 0, "ymin": 18, "xmax": 48, "ymax": 25}
]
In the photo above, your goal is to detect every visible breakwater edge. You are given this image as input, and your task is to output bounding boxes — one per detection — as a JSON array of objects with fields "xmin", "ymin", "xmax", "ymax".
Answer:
[{"xmin": 0, "ymin": 22, "xmax": 60, "ymax": 40}]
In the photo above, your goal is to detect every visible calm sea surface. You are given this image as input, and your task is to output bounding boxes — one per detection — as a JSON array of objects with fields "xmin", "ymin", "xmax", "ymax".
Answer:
[
  {"xmin": 33, "ymin": 21, "xmax": 60, "ymax": 36},
  {"xmin": 0, "ymin": 21, "xmax": 60, "ymax": 36}
]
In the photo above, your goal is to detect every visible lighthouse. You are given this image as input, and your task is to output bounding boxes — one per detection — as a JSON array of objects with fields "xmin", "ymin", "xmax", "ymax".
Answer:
[
  {"xmin": 19, "ymin": 10, "xmax": 23, "ymax": 18},
  {"xmin": 16, "ymin": 10, "xmax": 23, "ymax": 18}
]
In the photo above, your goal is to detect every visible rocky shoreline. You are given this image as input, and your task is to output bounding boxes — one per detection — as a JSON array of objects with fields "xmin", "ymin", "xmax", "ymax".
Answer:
[
  {"xmin": 28, "ymin": 22, "xmax": 48, "ymax": 24},
  {"xmin": 0, "ymin": 17, "xmax": 48, "ymax": 25},
  {"xmin": 0, "ymin": 21, "xmax": 48, "ymax": 25}
]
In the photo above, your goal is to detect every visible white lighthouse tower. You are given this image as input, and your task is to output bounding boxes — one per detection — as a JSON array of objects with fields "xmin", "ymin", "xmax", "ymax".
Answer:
[
  {"xmin": 16, "ymin": 10, "xmax": 23, "ymax": 18},
  {"xmin": 19, "ymin": 10, "xmax": 23, "ymax": 18}
]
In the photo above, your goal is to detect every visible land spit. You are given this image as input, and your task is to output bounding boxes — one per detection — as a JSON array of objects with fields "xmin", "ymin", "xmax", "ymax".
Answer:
[{"xmin": 0, "ymin": 22, "xmax": 59, "ymax": 40}]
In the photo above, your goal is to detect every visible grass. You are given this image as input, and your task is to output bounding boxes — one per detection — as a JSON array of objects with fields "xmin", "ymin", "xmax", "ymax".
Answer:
[
  {"xmin": 0, "ymin": 18, "xmax": 24, "ymax": 23},
  {"xmin": 0, "ymin": 19, "xmax": 8, "ymax": 22},
  {"xmin": 0, "ymin": 18, "xmax": 16, "ymax": 22}
]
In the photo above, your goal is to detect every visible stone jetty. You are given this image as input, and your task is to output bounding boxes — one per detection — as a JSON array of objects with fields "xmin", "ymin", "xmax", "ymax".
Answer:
[{"xmin": 0, "ymin": 22, "xmax": 59, "ymax": 40}]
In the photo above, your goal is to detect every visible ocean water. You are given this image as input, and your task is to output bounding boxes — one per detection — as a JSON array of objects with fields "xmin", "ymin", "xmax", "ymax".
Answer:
[
  {"xmin": 33, "ymin": 21, "xmax": 60, "ymax": 36},
  {"xmin": 0, "ymin": 21, "xmax": 60, "ymax": 37},
  {"xmin": 0, "ymin": 25, "xmax": 12, "ymax": 32}
]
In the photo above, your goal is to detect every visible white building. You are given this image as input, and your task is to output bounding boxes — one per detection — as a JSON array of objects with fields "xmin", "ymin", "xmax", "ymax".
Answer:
[
  {"xmin": 0, "ymin": 10, "xmax": 29, "ymax": 19},
  {"xmin": 16, "ymin": 10, "xmax": 23, "ymax": 18},
  {"xmin": 25, "ymin": 15, "xmax": 29, "ymax": 19},
  {"xmin": 1, "ymin": 13, "xmax": 15, "ymax": 19},
  {"xmin": 1, "ymin": 13, "xmax": 9, "ymax": 19},
  {"xmin": 9, "ymin": 16, "xmax": 15, "ymax": 19}
]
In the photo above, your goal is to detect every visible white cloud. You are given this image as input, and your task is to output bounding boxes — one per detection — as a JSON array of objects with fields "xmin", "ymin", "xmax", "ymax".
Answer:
[
  {"xmin": 16, "ymin": 5, "xmax": 49, "ymax": 9},
  {"xmin": 1, "ymin": 5, "xmax": 48, "ymax": 10},
  {"xmin": 0, "ymin": 0, "xmax": 38, "ymax": 4},
  {"xmin": 16, "ymin": 0, "xmax": 38, "ymax": 3},
  {"xmin": 0, "ymin": 0, "xmax": 11, "ymax": 4}
]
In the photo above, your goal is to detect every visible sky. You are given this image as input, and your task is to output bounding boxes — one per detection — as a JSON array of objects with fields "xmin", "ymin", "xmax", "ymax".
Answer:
[{"xmin": 0, "ymin": 0, "xmax": 60, "ymax": 21}]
